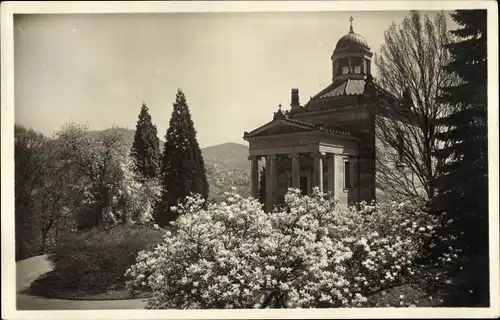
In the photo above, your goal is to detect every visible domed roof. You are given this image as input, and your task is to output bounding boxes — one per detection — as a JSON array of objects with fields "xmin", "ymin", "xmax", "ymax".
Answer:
[{"xmin": 335, "ymin": 25, "xmax": 370, "ymax": 51}]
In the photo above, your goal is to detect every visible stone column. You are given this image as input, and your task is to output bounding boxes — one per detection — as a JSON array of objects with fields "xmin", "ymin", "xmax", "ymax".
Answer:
[
  {"xmin": 249, "ymin": 155, "xmax": 259, "ymax": 198},
  {"xmin": 289, "ymin": 153, "xmax": 301, "ymax": 189},
  {"xmin": 312, "ymin": 152, "xmax": 324, "ymax": 192},
  {"xmin": 327, "ymin": 153, "xmax": 335, "ymax": 193},
  {"xmin": 265, "ymin": 155, "xmax": 277, "ymax": 212},
  {"xmin": 334, "ymin": 154, "xmax": 345, "ymax": 205}
]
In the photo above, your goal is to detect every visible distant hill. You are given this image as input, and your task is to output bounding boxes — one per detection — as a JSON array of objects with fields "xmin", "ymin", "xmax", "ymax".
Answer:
[
  {"xmin": 92, "ymin": 128, "xmax": 251, "ymax": 201},
  {"xmin": 201, "ymin": 142, "xmax": 249, "ymax": 170},
  {"xmin": 201, "ymin": 142, "xmax": 250, "ymax": 201}
]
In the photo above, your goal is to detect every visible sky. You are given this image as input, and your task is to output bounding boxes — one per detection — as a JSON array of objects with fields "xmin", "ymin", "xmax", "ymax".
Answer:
[{"xmin": 14, "ymin": 10, "xmax": 455, "ymax": 148}]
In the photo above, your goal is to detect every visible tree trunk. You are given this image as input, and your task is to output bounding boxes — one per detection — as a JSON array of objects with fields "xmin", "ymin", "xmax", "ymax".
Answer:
[{"xmin": 40, "ymin": 231, "xmax": 48, "ymax": 255}]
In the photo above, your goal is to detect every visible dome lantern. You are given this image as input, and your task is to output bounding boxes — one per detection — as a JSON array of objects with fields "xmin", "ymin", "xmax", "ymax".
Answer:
[{"xmin": 331, "ymin": 17, "xmax": 373, "ymax": 83}]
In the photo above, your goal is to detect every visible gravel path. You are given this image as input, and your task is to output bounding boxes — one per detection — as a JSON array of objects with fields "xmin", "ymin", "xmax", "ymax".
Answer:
[{"xmin": 16, "ymin": 255, "xmax": 147, "ymax": 310}]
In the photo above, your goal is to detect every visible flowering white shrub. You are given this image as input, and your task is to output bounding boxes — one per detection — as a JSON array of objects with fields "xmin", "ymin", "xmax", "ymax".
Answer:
[
  {"xmin": 81, "ymin": 156, "xmax": 161, "ymax": 227},
  {"xmin": 125, "ymin": 188, "xmax": 456, "ymax": 309},
  {"xmin": 54, "ymin": 124, "xmax": 161, "ymax": 227},
  {"xmin": 113, "ymin": 157, "xmax": 161, "ymax": 224}
]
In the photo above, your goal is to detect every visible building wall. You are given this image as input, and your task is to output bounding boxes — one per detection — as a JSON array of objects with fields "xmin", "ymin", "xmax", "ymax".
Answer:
[{"xmin": 374, "ymin": 115, "xmax": 426, "ymax": 202}]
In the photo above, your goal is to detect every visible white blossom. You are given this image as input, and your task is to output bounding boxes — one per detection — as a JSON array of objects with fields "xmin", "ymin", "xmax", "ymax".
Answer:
[{"xmin": 125, "ymin": 188, "xmax": 456, "ymax": 309}]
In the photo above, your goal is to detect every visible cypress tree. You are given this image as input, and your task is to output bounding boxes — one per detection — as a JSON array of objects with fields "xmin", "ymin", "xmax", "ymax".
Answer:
[
  {"xmin": 258, "ymin": 167, "xmax": 266, "ymax": 205},
  {"xmin": 156, "ymin": 89, "xmax": 209, "ymax": 227},
  {"xmin": 433, "ymin": 10, "xmax": 488, "ymax": 307},
  {"xmin": 130, "ymin": 102, "xmax": 161, "ymax": 180}
]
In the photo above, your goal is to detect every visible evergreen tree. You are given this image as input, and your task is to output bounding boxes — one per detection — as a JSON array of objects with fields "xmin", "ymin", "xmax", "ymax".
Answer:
[
  {"xmin": 433, "ymin": 10, "xmax": 488, "ymax": 307},
  {"xmin": 156, "ymin": 89, "xmax": 209, "ymax": 227},
  {"xmin": 258, "ymin": 167, "xmax": 266, "ymax": 205},
  {"xmin": 130, "ymin": 102, "xmax": 161, "ymax": 180}
]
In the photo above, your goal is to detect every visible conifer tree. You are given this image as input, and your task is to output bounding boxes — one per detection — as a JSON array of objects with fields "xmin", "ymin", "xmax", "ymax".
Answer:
[
  {"xmin": 433, "ymin": 10, "xmax": 488, "ymax": 306},
  {"xmin": 156, "ymin": 89, "xmax": 209, "ymax": 227},
  {"xmin": 258, "ymin": 167, "xmax": 266, "ymax": 205},
  {"xmin": 130, "ymin": 102, "xmax": 161, "ymax": 180}
]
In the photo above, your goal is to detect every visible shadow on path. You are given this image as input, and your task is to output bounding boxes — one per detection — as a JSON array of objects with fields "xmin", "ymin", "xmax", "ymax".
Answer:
[{"xmin": 16, "ymin": 255, "xmax": 147, "ymax": 310}]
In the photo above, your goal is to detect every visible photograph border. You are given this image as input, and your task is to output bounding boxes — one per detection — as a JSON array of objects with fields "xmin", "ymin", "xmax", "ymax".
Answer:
[{"xmin": 2, "ymin": 1, "xmax": 499, "ymax": 319}]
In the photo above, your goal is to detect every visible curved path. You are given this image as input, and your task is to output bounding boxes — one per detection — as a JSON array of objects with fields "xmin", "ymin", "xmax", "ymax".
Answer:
[{"xmin": 16, "ymin": 255, "xmax": 147, "ymax": 310}]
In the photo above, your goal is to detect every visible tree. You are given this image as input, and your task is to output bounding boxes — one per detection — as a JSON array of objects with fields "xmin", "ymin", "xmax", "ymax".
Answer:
[
  {"xmin": 432, "ymin": 10, "xmax": 488, "ymax": 307},
  {"xmin": 53, "ymin": 123, "xmax": 157, "ymax": 229},
  {"xmin": 15, "ymin": 125, "xmax": 49, "ymax": 260},
  {"xmin": 258, "ymin": 167, "xmax": 266, "ymax": 205},
  {"xmin": 130, "ymin": 102, "xmax": 161, "ymax": 181},
  {"xmin": 156, "ymin": 89, "xmax": 209, "ymax": 227},
  {"xmin": 55, "ymin": 124, "xmax": 125, "ymax": 228},
  {"xmin": 374, "ymin": 10, "xmax": 458, "ymax": 201},
  {"xmin": 14, "ymin": 125, "xmax": 77, "ymax": 258},
  {"xmin": 35, "ymin": 138, "xmax": 77, "ymax": 253}
]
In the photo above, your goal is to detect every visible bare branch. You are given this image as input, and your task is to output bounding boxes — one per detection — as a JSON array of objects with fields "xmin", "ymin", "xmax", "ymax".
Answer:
[{"xmin": 374, "ymin": 11, "xmax": 459, "ymax": 200}]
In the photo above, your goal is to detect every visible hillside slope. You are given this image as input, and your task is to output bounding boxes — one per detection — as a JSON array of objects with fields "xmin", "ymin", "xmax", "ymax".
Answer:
[
  {"xmin": 201, "ymin": 142, "xmax": 249, "ymax": 170},
  {"xmin": 201, "ymin": 142, "xmax": 250, "ymax": 201}
]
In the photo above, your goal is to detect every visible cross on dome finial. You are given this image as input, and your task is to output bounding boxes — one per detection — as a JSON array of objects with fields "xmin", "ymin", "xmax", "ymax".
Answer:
[{"xmin": 349, "ymin": 16, "xmax": 354, "ymax": 33}]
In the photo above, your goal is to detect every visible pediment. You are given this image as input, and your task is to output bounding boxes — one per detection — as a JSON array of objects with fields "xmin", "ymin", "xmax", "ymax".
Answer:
[{"xmin": 245, "ymin": 120, "xmax": 315, "ymax": 138}]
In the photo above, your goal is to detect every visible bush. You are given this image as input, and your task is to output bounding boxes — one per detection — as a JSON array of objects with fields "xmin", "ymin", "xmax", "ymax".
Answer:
[
  {"xmin": 34, "ymin": 224, "xmax": 165, "ymax": 296},
  {"xmin": 126, "ymin": 188, "xmax": 458, "ymax": 309}
]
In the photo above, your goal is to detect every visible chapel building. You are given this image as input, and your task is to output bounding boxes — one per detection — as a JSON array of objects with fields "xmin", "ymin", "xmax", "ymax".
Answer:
[{"xmin": 243, "ymin": 19, "xmax": 414, "ymax": 212}]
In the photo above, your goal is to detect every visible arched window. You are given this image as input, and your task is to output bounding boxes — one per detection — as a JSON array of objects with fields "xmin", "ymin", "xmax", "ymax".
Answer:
[
  {"xmin": 352, "ymin": 57, "xmax": 362, "ymax": 74},
  {"xmin": 338, "ymin": 58, "xmax": 349, "ymax": 75},
  {"xmin": 333, "ymin": 61, "xmax": 339, "ymax": 77}
]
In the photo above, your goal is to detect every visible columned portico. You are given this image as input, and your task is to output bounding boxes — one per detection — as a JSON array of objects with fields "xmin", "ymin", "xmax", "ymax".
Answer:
[
  {"xmin": 243, "ymin": 110, "xmax": 360, "ymax": 211},
  {"xmin": 246, "ymin": 152, "xmax": 359, "ymax": 211}
]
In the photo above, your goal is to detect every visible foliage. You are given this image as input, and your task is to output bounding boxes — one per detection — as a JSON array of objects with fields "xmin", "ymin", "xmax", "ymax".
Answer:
[
  {"xmin": 15, "ymin": 125, "xmax": 50, "ymax": 260},
  {"xmin": 125, "ymin": 189, "xmax": 457, "ymax": 309},
  {"xmin": 375, "ymin": 10, "xmax": 458, "ymax": 201},
  {"xmin": 15, "ymin": 125, "xmax": 76, "ymax": 260},
  {"xmin": 54, "ymin": 123, "xmax": 160, "ymax": 229},
  {"xmin": 432, "ymin": 10, "xmax": 489, "ymax": 307},
  {"xmin": 130, "ymin": 102, "xmax": 161, "ymax": 180},
  {"xmin": 32, "ymin": 225, "xmax": 165, "ymax": 296},
  {"xmin": 157, "ymin": 89, "xmax": 209, "ymax": 226},
  {"xmin": 33, "ymin": 138, "xmax": 78, "ymax": 253},
  {"xmin": 206, "ymin": 164, "xmax": 250, "ymax": 202}
]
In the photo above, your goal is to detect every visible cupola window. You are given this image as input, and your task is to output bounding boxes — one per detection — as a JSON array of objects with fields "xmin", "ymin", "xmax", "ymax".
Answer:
[
  {"xmin": 352, "ymin": 57, "xmax": 362, "ymax": 74},
  {"xmin": 338, "ymin": 58, "xmax": 349, "ymax": 75}
]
